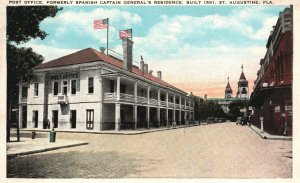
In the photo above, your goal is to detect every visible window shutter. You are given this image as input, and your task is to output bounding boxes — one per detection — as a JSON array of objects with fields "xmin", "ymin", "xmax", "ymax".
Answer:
[{"xmin": 58, "ymin": 81, "xmax": 61, "ymax": 94}]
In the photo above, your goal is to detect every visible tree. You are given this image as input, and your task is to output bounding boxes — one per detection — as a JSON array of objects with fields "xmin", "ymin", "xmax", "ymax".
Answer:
[
  {"xmin": 193, "ymin": 96, "xmax": 226, "ymax": 121},
  {"xmin": 7, "ymin": 6, "xmax": 61, "ymax": 142},
  {"xmin": 228, "ymin": 101, "xmax": 247, "ymax": 121}
]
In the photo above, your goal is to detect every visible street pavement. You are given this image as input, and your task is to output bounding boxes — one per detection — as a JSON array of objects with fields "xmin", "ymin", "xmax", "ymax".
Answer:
[{"xmin": 7, "ymin": 122, "xmax": 292, "ymax": 178}]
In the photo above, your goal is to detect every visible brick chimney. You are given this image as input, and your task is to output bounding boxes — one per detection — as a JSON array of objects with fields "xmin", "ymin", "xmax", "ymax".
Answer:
[
  {"xmin": 157, "ymin": 71, "xmax": 162, "ymax": 79},
  {"xmin": 149, "ymin": 70, "xmax": 153, "ymax": 75},
  {"xmin": 100, "ymin": 47, "xmax": 106, "ymax": 54},
  {"xmin": 122, "ymin": 38, "xmax": 133, "ymax": 71},
  {"xmin": 140, "ymin": 56, "xmax": 144, "ymax": 73}
]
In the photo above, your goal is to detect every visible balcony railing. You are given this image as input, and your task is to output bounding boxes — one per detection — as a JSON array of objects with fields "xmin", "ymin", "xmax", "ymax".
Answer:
[
  {"xmin": 104, "ymin": 93, "xmax": 135, "ymax": 103},
  {"xmin": 20, "ymin": 97, "xmax": 27, "ymax": 104},
  {"xmin": 120, "ymin": 93, "xmax": 135, "ymax": 103},
  {"xmin": 58, "ymin": 95, "xmax": 68, "ymax": 104},
  {"xmin": 104, "ymin": 93, "xmax": 117, "ymax": 101},
  {"xmin": 149, "ymin": 99, "xmax": 158, "ymax": 106},
  {"xmin": 103, "ymin": 93, "xmax": 193, "ymax": 110},
  {"xmin": 169, "ymin": 102, "xmax": 175, "ymax": 108},
  {"xmin": 137, "ymin": 96, "xmax": 148, "ymax": 104},
  {"xmin": 160, "ymin": 101, "xmax": 167, "ymax": 107}
]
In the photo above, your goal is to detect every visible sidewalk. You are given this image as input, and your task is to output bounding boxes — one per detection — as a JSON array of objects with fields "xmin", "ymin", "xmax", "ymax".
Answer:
[
  {"xmin": 7, "ymin": 137, "xmax": 88, "ymax": 158},
  {"xmin": 20, "ymin": 123, "xmax": 201, "ymax": 135},
  {"xmin": 249, "ymin": 124, "xmax": 292, "ymax": 140}
]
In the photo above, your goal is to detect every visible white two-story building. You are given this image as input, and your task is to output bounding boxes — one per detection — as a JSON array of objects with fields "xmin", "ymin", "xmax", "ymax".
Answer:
[{"xmin": 18, "ymin": 38, "xmax": 194, "ymax": 131}]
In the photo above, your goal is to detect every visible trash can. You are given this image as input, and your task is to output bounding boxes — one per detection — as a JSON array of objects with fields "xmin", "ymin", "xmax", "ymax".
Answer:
[{"xmin": 50, "ymin": 128, "xmax": 56, "ymax": 143}]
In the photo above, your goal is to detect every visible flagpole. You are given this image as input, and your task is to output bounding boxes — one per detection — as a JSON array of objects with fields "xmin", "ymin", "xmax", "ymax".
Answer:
[{"xmin": 107, "ymin": 18, "xmax": 109, "ymax": 55}]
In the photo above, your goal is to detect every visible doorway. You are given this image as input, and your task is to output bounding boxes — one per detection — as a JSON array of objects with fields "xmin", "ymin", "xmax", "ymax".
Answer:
[
  {"xmin": 52, "ymin": 110, "xmax": 58, "ymax": 128},
  {"xmin": 22, "ymin": 106, "xmax": 27, "ymax": 128},
  {"xmin": 86, "ymin": 109, "xmax": 94, "ymax": 130}
]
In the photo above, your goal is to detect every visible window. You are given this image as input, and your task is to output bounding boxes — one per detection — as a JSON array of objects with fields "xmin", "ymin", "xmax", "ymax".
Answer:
[
  {"xmin": 33, "ymin": 111, "xmax": 38, "ymax": 128},
  {"xmin": 21, "ymin": 86, "xmax": 28, "ymax": 98},
  {"xmin": 242, "ymin": 88, "xmax": 247, "ymax": 94},
  {"xmin": 88, "ymin": 78, "xmax": 94, "ymax": 94},
  {"xmin": 34, "ymin": 83, "xmax": 39, "ymax": 96},
  {"xmin": 53, "ymin": 81, "xmax": 59, "ymax": 95},
  {"xmin": 71, "ymin": 80, "xmax": 77, "ymax": 95},
  {"xmin": 110, "ymin": 80, "xmax": 114, "ymax": 93},
  {"xmin": 86, "ymin": 109, "xmax": 94, "ymax": 129},
  {"xmin": 63, "ymin": 81, "xmax": 68, "ymax": 95}
]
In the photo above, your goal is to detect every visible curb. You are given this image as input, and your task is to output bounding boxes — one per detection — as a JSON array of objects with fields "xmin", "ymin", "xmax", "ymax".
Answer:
[
  {"xmin": 249, "ymin": 125, "xmax": 292, "ymax": 141},
  {"xmin": 19, "ymin": 124, "xmax": 202, "ymax": 135},
  {"xmin": 7, "ymin": 142, "xmax": 88, "ymax": 158}
]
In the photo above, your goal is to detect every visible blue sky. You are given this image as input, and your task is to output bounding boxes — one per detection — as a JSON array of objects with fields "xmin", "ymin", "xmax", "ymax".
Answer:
[{"xmin": 21, "ymin": 5, "xmax": 287, "ymax": 97}]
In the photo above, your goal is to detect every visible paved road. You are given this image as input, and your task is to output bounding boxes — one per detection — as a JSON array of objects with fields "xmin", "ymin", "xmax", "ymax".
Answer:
[{"xmin": 7, "ymin": 122, "xmax": 292, "ymax": 178}]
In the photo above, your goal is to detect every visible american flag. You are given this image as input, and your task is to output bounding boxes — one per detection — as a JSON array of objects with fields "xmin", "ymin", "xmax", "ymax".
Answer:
[
  {"xmin": 119, "ymin": 29, "xmax": 132, "ymax": 39},
  {"xmin": 94, "ymin": 19, "xmax": 108, "ymax": 29}
]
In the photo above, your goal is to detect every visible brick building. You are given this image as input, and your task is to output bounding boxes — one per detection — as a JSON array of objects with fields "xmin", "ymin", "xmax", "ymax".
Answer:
[
  {"xmin": 18, "ymin": 38, "xmax": 194, "ymax": 132},
  {"xmin": 248, "ymin": 6, "xmax": 293, "ymax": 136}
]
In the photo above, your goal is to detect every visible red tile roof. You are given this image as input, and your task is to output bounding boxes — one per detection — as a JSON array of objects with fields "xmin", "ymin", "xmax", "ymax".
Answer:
[{"xmin": 35, "ymin": 48, "xmax": 186, "ymax": 93}]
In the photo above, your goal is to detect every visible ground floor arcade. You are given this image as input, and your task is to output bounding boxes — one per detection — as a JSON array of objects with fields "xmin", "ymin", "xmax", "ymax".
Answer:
[
  {"xmin": 249, "ymin": 87, "xmax": 292, "ymax": 136},
  {"xmin": 18, "ymin": 102, "xmax": 194, "ymax": 131},
  {"xmin": 102, "ymin": 103, "xmax": 194, "ymax": 130}
]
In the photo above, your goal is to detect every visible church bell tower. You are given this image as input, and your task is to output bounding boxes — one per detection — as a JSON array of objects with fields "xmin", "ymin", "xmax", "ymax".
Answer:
[
  {"xmin": 237, "ymin": 65, "xmax": 249, "ymax": 99},
  {"xmin": 225, "ymin": 76, "xmax": 233, "ymax": 98}
]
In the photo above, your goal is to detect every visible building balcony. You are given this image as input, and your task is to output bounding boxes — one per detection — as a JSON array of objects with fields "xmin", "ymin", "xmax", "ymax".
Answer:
[
  {"xmin": 103, "ymin": 93, "xmax": 191, "ymax": 109},
  {"xmin": 160, "ymin": 101, "xmax": 167, "ymax": 107},
  {"xmin": 104, "ymin": 92, "xmax": 117, "ymax": 101},
  {"xmin": 149, "ymin": 98, "xmax": 158, "ymax": 106},
  {"xmin": 104, "ymin": 92, "xmax": 149, "ymax": 105},
  {"xmin": 104, "ymin": 92, "xmax": 135, "ymax": 103},
  {"xmin": 58, "ymin": 95, "xmax": 68, "ymax": 104},
  {"xmin": 19, "ymin": 97, "xmax": 27, "ymax": 104},
  {"xmin": 137, "ymin": 96, "xmax": 148, "ymax": 104},
  {"xmin": 168, "ymin": 102, "xmax": 175, "ymax": 108},
  {"xmin": 120, "ymin": 93, "xmax": 135, "ymax": 103}
]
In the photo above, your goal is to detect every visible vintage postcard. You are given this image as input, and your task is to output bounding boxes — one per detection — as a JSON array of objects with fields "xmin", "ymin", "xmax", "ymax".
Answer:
[{"xmin": 1, "ymin": 0, "xmax": 299, "ymax": 182}]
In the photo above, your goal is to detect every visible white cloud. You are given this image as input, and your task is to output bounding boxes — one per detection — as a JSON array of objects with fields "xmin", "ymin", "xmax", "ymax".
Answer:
[
  {"xmin": 19, "ymin": 42, "xmax": 79, "ymax": 62},
  {"xmin": 252, "ymin": 17, "xmax": 278, "ymax": 40},
  {"xmin": 127, "ymin": 7, "xmax": 278, "ymax": 84},
  {"xmin": 42, "ymin": 8, "xmax": 142, "ymax": 45}
]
